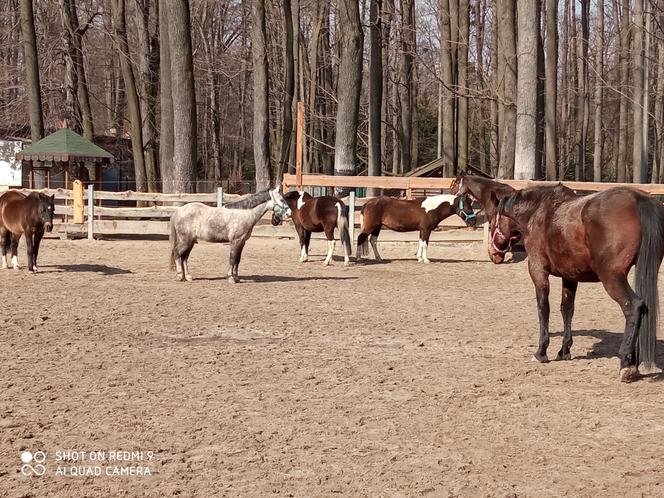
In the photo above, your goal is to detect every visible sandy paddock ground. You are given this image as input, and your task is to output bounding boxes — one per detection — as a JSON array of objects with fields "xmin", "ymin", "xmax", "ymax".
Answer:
[{"xmin": 1, "ymin": 236, "xmax": 663, "ymax": 497}]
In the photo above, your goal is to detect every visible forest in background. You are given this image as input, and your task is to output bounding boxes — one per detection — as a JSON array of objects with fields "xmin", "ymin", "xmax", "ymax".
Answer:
[{"xmin": 1, "ymin": 0, "xmax": 663, "ymax": 191}]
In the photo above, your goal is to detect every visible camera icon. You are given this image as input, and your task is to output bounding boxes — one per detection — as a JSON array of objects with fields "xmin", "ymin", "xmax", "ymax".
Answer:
[{"xmin": 21, "ymin": 451, "xmax": 46, "ymax": 476}]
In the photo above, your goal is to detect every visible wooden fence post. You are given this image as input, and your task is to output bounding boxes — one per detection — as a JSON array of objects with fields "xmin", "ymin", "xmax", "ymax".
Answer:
[
  {"xmin": 216, "ymin": 187, "xmax": 223, "ymax": 207},
  {"xmin": 73, "ymin": 180, "xmax": 84, "ymax": 223},
  {"xmin": 87, "ymin": 184, "xmax": 94, "ymax": 240},
  {"xmin": 295, "ymin": 101, "xmax": 304, "ymax": 189},
  {"xmin": 349, "ymin": 190, "xmax": 356, "ymax": 242}
]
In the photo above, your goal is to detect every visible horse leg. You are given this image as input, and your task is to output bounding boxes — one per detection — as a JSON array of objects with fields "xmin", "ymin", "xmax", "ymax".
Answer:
[
  {"xmin": 418, "ymin": 230, "xmax": 431, "ymax": 263},
  {"xmin": 600, "ymin": 273, "xmax": 645, "ymax": 382},
  {"xmin": 1, "ymin": 230, "xmax": 8, "ymax": 269},
  {"xmin": 529, "ymin": 263, "xmax": 551, "ymax": 363},
  {"xmin": 227, "ymin": 239, "xmax": 245, "ymax": 284},
  {"xmin": 295, "ymin": 225, "xmax": 308, "ymax": 262},
  {"xmin": 10, "ymin": 233, "xmax": 20, "ymax": 269},
  {"xmin": 323, "ymin": 226, "xmax": 335, "ymax": 266},
  {"xmin": 32, "ymin": 229, "xmax": 44, "ymax": 273},
  {"xmin": 369, "ymin": 227, "xmax": 382, "ymax": 261},
  {"xmin": 556, "ymin": 279, "xmax": 578, "ymax": 360},
  {"xmin": 181, "ymin": 246, "xmax": 194, "ymax": 282},
  {"xmin": 24, "ymin": 229, "xmax": 35, "ymax": 273}
]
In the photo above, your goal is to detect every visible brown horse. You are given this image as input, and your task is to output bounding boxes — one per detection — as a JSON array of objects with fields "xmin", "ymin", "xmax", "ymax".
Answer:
[
  {"xmin": 0, "ymin": 190, "xmax": 55, "ymax": 273},
  {"xmin": 490, "ymin": 184, "xmax": 663, "ymax": 382},
  {"xmin": 450, "ymin": 171, "xmax": 520, "ymax": 263},
  {"xmin": 356, "ymin": 194, "xmax": 476, "ymax": 263},
  {"xmin": 273, "ymin": 191, "xmax": 352, "ymax": 266}
]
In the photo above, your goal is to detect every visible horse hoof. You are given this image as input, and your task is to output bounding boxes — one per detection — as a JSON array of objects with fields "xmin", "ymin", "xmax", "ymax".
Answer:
[
  {"xmin": 555, "ymin": 352, "xmax": 572, "ymax": 361},
  {"xmin": 323, "ymin": 261, "xmax": 331, "ymax": 266},
  {"xmin": 532, "ymin": 353, "xmax": 549, "ymax": 363},
  {"xmin": 184, "ymin": 274, "xmax": 193, "ymax": 282},
  {"xmin": 227, "ymin": 277, "xmax": 239, "ymax": 284},
  {"xmin": 31, "ymin": 267, "xmax": 38, "ymax": 274},
  {"xmin": 423, "ymin": 259, "xmax": 431, "ymax": 264},
  {"xmin": 620, "ymin": 366, "xmax": 640, "ymax": 383}
]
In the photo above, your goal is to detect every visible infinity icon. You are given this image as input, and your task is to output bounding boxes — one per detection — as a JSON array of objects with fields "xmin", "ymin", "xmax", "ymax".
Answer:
[{"xmin": 21, "ymin": 451, "xmax": 46, "ymax": 476}]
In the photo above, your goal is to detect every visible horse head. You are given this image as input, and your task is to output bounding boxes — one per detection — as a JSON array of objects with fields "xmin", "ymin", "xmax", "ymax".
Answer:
[
  {"xmin": 269, "ymin": 189, "xmax": 292, "ymax": 226},
  {"xmin": 454, "ymin": 194, "xmax": 477, "ymax": 227},
  {"xmin": 37, "ymin": 193, "xmax": 55, "ymax": 232},
  {"xmin": 487, "ymin": 191, "xmax": 521, "ymax": 264}
]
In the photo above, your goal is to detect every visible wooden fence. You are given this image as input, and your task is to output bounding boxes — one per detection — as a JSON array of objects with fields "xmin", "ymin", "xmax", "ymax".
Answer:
[{"xmin": 17, "ymin": 175, "xmax": 664, "ymax": 246}]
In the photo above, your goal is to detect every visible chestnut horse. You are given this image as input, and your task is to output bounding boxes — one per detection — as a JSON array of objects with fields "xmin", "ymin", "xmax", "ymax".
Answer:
[
  {"xmin": 450, "ymin": 171, "xmax": 520, "ymax": 263},
  {"xmin": 490, "ymin": 184, "xmax": 663, "ymax": 382},
  {"xmin": 273, "ymin": 191, "xmax": 352, "ymax": 266},
  {"xmin": 356, "ymin": 194, "xmax": 476, "ymax": 263},
  {"xmin": 0, "ymin": 190, "xmax": 55, "ymax": 273}
]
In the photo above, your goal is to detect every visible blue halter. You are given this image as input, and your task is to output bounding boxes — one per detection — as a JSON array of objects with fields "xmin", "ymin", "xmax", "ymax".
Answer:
[{"xmin": 457, "ymin": 197, "xmax": 477, "ymax": 224}]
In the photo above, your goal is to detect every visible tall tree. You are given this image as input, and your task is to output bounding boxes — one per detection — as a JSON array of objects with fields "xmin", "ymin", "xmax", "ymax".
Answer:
[
  {"xmin": 632, "ymin": 0, "xmax": 645, "ymax": 183},
  {"xmin": 167, "ymin": 0, "xmax": 198, "ymax": 192},
  {"xmin": 592, "ymin": 0, "xmax": 604, "ymax": 181},
  {"xmin": 279, "ymin": 0, "xmax": 295, "ymax": 175},
  {"xmin": 368, "ymin": 0, "xmax": 382, "ymax": 195},
  {"xmin": 514, "ymin": 0, "xmax": 538, "ymax": 179},
  {"xmin": 333, "ymin": 0, "xmax": 363, "ymax": 179},
  {"xmin": 439, "ymin": 0, "xmax": 455, "ymax": 175},
  {"xmin": 497, "ymin": 0, "xmax": 517, "ymax": 178},
  {"xmin": 111, "ymin": 0, "xmax": 147, "ymax": 192},
  {"xmin": 399, "ymin": 0, "xmax": 414, "ymax": 172},
  {"xmin": 19, "ymin": 0, "xmax": 45, "ymax": 187},
  {"xmin": 545, "ymin": 0, "xmax": 557, "ymax": 180},
  {"xmin": 252, "ymin": 0, "xmax": 272, "ymax": 190},
  {"xmin": 159, "ymin": 3, "xmax": 175, "ymax": 191},
  {"xmin": 457, "ymin": 0, "xmax": 469, "ymax": 171}
]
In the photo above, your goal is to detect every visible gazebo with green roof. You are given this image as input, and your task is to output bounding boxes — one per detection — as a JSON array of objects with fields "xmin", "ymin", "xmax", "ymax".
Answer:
[{"xmin": 16, "ymin": 127, "xmax": 113, "ymax": 188}]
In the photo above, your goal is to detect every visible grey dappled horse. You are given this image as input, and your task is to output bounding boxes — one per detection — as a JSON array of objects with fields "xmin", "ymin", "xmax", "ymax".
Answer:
[{"xmin": 169, "ymin": 189, "xmax": 291, "ymax": 283}]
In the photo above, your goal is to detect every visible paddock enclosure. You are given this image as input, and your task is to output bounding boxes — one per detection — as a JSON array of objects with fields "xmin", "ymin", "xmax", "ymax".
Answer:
[{"xmin": 2, "ymin": 237, "xmax": 663, "ymax": 496}]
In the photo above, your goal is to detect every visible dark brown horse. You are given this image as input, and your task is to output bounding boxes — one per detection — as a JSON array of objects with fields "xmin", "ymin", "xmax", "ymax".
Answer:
[
  {"xmin": 450, "ymin": 171, "xmax": 520, "ymax": 263},
  {"xmin": 0, "ymin": 190, "xmax": 55, "ymax": 273},
  {"xmin": 356, "ymin": 194, "xmax": 476, "ymax": 263},
  {"xmin": 273, "ymin": 191, "xmax": 352, "ymax": 265},
  {"xmin": 490, "ymin": 184, "xmax": 663, "ymax": 382}
]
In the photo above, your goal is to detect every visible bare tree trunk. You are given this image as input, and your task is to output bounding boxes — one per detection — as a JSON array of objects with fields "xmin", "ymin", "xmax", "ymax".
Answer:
[
  {"xmin": 111, "ymin": 0, "xmax": 147, "ymax": 192},
  {"xmin": 576, "ymin": 0, "xmax": 589, "ymax": 181},
  {"xmin": 159, "ymin": 2, "xmax": 174, "ymax": 191},
  {"xmin": 19, "ymin": 0, "xmax": 45, "ymax": 187},
  {"xmin": 632, "ymin": 0, "xmax": 644, "ymax": 183},
  {"xmin": 497, "ymin": 0, "xmax": 517, "ymax": 178},
  {"xmin": 544, "ymin": 0, "xmax": 557, "ymax": 179},
  {"xmin": 656, "ymin": 0, "xmax": 664, "ymax": 182},
  {"xmin": 134, "ymin": 0, "xmax": 159, "ymax": 191},
  {"xmin": 382, "ymin": 0, "xmax": 394, "ymax": 170},
  {"xmin": 334, "ymin": 0, "xmax": 364, "ymax": 180},
  {"xmin": 439, "ymin": 0, "xmax": 455, "ymax": 175},
  {"xmin": 368, "ymin": 0, "xmax": 382, "ymax": 195},
  {"xmin": 643, "ymin": 2, "xmax": 651, "ymax": 183},
  {"xmin": 167, "ymin": 0, "xmax": 197, "ymax": 192},
  {"xmin": 457, "ymin": 0, "xmax": 469, "ymax": 171},
  {"xmin": 252, "ymin": 0, "xmax": 272, "ymax": 190},
  {"xmin": 514, "ymin": 0, "xmax": 538, "ymax": 179},
  {"xmin": 592, "ymin": 0, "xmax": 604, "ymax": 181},
  {"xmin": 399, "ymin": 0, "xmax": 414, "ymax": 172},
  {"xmin": 616, "ymin": 0, "xmax": 630, "ymax": 182},
  {"xmin": 279, "ymin": 0, "xmax": 295, "ymax": 176}
]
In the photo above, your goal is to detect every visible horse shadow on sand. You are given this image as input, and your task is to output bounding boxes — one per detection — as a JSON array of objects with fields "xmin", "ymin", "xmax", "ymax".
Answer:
[
  {"xmin": 550, "ymin": 328, "xmax": 664, "ymax": 380},
  {"xmin": 196, "ymin": 274, "xmax": 358, "ymax": 283},
  {"xmin": 45, "ymin": 264, "xmax": 132, "ymax": 275}
]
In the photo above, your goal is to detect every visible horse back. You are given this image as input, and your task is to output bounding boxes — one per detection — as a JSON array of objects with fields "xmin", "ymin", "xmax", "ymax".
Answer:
[
  {"xmin": 0, "ymin": 190, "xmax": 28, "ymax": 234},
  {"xmin": 363, "ymin": 196, "xmax": 428, "ymax": 231}
]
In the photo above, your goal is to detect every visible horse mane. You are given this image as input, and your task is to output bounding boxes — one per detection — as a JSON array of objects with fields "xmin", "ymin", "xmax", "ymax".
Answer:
[
  {"xmin": 224, "ymin": 190, "xmax": 272, "ymax": 209},
  {"xmin": 501, "ymin": 184, "xmax": 576, "ymax": 216}
]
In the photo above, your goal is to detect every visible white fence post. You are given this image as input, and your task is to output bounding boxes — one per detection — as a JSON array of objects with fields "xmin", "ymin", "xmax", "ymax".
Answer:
[
  {"xmin": 349, "ymin": 190, "xmax": 356, "ymax": 242},
  {"xmin": 216, "ymin": 187, "xmax": 223, "ymax": 207},
  {"xmin": 87, "ymin": 184, "xmax": 94, "ymax": 240}
]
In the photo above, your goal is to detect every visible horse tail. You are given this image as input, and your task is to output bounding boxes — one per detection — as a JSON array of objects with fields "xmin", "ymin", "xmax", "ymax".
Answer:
[
  {"xmin": 357, "ymin": 232, "xmax": 369, "ymax": 256},
  {"xmin": 635, "ymin": 197, "xmax": 664, "ymax": 369},
  {"xmin": 336, "ymin": 201, "xmax": 352, "ymax": 255},
  {"xmin": 169, "ymin": 216, "xmax": 177, "ymax": 270}
]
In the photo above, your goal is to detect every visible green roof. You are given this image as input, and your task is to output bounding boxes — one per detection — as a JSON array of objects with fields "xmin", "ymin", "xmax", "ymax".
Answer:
[{"xmin": 16, "ymin": 128, "xmax": 113, "ymax": 163}]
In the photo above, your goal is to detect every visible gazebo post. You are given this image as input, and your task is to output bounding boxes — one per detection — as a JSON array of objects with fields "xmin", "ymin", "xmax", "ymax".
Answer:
[{"xmin": 29, "ymin": 161, "xmax": 34, "ymax": 189}]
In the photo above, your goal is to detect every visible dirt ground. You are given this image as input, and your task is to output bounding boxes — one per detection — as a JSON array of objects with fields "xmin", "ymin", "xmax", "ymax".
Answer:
[{"xmin": 1, "ymin": 236, "xmax": 663, "ymax": 497}]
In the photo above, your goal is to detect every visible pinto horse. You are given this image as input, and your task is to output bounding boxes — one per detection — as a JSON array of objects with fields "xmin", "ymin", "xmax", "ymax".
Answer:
[
  {"xmin": 273, "ymin": 191, "xmax": 352, "ymax": 266},
  {"xmin": 356, "ymin": 194, "xmax": 476, "ymax": 263},
  {"xmin": 0, "ymin": 190, "xmax": 55, "ymax": 273},
  {"xmin": 490, "ymin": 184, "xmax": 664, "ymax": 382},
  {"xmin": 450, "ymin": 171, "xmax": 520, "ymax": 263}
]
